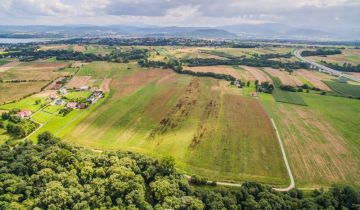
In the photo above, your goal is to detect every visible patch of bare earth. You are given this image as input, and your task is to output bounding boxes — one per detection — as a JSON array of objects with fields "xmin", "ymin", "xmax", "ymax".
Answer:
[
  {"xmin": 240, "ymin": 65, "xmax": 272, "ymax": 83},
  {"xmin": 65, "ymin": 76, "xmax": 91, "ymax": 89},
  {"xmin": 111, "ymin": 69, "xmax": 174, "ymax": 99},
  {"xmin": 0, "ymin": 61, "xmax": 21, "ymax": 72},
  {"xmin": 348, "ymin": 72, "xmax": 360, "ymax": 80},
  {"xmin": 277, "ymin": 105, "xmax": 360, "ymax": 185},
  {"xmin": 149, "ymin": 78, "xmax": 201, "ymax": 139},
  {"xmin": 74, "ymin": 45, "xmax": 86, "ymax": 52},
  {"xmin": 33, "ymin": 90, "xmax": 57, "ymax": 98},
  {"xmin": 186, "ymin": 66, "xmax": 242, "ymax": 80},
  {"xmin": 100, "ymin": 78, "xmax": 111, "ymax": 92},
  {"xmin": 265, "ymin": 68, "xmax": 303, "ymax": 86},
  {"xmin": 296, "ymin": 69, "xmax": 332, "ymax": 91}
]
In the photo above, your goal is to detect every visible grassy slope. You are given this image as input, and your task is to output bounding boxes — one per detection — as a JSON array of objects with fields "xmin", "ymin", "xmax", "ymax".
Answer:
[
  {"xmin": 53, "ymin": 62, "xmax": 288, "ymax": 186},
  {"xmin": 261, "ymin": 92, "xmax": 360, "ymax": 187}
]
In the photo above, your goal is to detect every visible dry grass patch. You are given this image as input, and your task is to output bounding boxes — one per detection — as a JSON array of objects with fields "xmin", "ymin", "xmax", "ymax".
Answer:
[
  {"xmin": 65, "ymin": 76, "xmax": 91, "ymax": 89},
  {"xmin": 0, "ymin": 81, "xmax": 48, "ymax": 103},
  {"xmin": 0, "ymin": 61, "xmax": 20, "ymax": 72},
  {"xmin": 272, "ymin": 103, "xmax": 360, "ymax": 186},
  {"xmin": 296, "ymin": 70, "xmax": 332, "ymax": 91},
  {"xmin": 240, "ymin": 65, "xmax": 272, "ymax": 83},
  {"xmin": 264, "ymin": 68, "xmax": 303, "ymax": 86}
]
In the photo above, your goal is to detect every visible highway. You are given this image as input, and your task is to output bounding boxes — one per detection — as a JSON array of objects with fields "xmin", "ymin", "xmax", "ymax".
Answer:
[{"xmin": 294, "ymin": 49, "xmax": 360, "ymax": 83}]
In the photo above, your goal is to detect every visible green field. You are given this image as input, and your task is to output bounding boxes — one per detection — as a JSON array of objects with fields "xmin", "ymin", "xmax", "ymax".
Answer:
[
  {"xmin": 21, "ymin": 62, "xmax": 288, "ymax": 186},
  {"xmin": 323, "ymin": 80, "xmax": 360, "ymax": 98},
  {"xmin": 65, "ymin": 91, "xmax": 92, "ymax": 100},
  {"xmin": 272, "ymin": 88, "xmax": 307, "ymax": 106},
  {"xmin": 0, "ymin": 59, "xmax": 9, "ymax": 66},
  {"xmin": 0, "ymin": 96, "xmax": 46, "ymax": 112}
]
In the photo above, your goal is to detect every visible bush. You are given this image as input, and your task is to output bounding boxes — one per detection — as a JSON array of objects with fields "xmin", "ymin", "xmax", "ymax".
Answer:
[{"xmin": 190, "ymin": 175, "xmax": 208, "ymax": 185}]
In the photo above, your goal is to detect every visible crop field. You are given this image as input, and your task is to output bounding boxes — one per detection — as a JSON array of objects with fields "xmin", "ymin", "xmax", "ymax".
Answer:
[
  {"xmin": 240, "ymin": 65, "xmax": 272, "ymax": 83},
  {"xmin": 0, "ymin": 81, "xmax": 49, "ymax": 104},
  {"xmin": 272, "ymin": 88, "xmax": 307, "ymax": 106},
  {"xmin": 0, "ymin": 60, "xmax": 68, "ymax": 81},
  {"xmin": 65, "ymin": 76, "xmax": 91, "ymax": 89},
  {"xmin": 296, "ymin": 69, "xmax": 332, "ymax": 91},
  {"xmin": 185, "ymin": 65, "xmax": 243, "ymax": 80},
  {"xmin": 0, "ymin": 61, "xmax": 20, "ymax": 72},
  {"xmin": 261, "ymin": 93, "xmax": 360, "ymax": 187},
  {"xmin": 264, "ymin": 68, "xmax": 303, "ymax": 86},
  {"xmin": 29, "ymin": 62, "xmax": 289, "ymax": 186},
  {"xmin": 324, "ymin": 80, "xmax": 360, "ymax": 98}
]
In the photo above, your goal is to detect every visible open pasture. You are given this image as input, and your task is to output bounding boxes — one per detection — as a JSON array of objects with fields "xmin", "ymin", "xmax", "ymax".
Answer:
[{"xmin": 324, "ymin": 80, "xmax": 360, "ymax": 98}]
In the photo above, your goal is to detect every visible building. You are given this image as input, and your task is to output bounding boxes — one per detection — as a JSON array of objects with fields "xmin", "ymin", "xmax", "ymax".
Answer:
[
  {"xmin": 17, "ymin": 110, "xmax": 32, "ymax": 118},
  {"xmin": 87, "ymin": 90, "xmax": 103, "ymax": 104},
  {"xmin": 54, "ymin": 99, "xmax": 65, "ymax": 106},
  {"xmin": 59, "ymin": 87, "xmax": 67, "ymax": 95},
  {"xmin": 49, "ymin": 93, "xmax": 57, "ymax": 100},
  {"xmin": 78, "ymin": 103, "xmax": 87, "ymax": 109},
  {"xmin": 79, "ymin": 86, "xmax": 89, "ymax": 91},
  {"xmin": 66, "ymin": 102, "xmax": 77, "ymax": 109}
]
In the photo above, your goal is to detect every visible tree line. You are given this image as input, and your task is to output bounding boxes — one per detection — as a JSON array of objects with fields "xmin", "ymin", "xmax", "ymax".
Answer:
[
  {"xmin": 301, "ymin": 49, "xmax": 342, "ymax": 57},
  {"xmin": 321, "ymin": 61, "xmax": 360, "ymax": 72},
  {"xmin": 0, "ymin": 132, "xmax": 359, "ymax": 209}
]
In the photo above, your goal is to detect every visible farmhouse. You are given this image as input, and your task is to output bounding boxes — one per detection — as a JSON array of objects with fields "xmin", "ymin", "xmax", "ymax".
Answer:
[
  {"xmin": 66, "ymin": 102, "xmax": 77, "ymax": 109},
  {"xmin": 17, "ymin": 110, "xmax": 32, "ymax": 118},
  {"xmin": 49, "ymin": 93, "xmax": 57, "ymax": 100},
  {"xmin": 59, "ymin": 87, "xmax": 67, "ymax": 95},
  {"xmin": 87, "ymin": 90, "xmax": 103, "ymax": 104},
  {"xmin": 78, "ymin": 103, "xmax": 87, "ymax": 109},
  {"xmin": 54, "ymin": 99, "xmax": 65, "ymax": 106}
]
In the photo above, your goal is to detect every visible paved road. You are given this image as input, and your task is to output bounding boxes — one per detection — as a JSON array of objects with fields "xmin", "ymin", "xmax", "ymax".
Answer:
[{"xmin": 294, "ymin": 50, "xmax": 360, "ymax": 83}]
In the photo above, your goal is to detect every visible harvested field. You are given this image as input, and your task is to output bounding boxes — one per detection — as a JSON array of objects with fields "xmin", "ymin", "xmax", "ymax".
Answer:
[
  {"xmin": 262, "ymin": 94, "xmax": 360, "ymax": 187},
  {"xmin": 73, "ymin": 45, "xmax": 86, "ymax": 52},
  {"xmin": 100, "ymin": 78, "xmax": 111, "ymax": 92},
  {"xmin": 45, "ymin": 77, "xmax": 64, "ymax": 90},
  {"xmin": 240, "ymin": 65, "xmax": 272, "ymax": 83},
  {"xmin": 71, "ymin": 61, "xmax": 88, "ymax": 68},
  {"xmin": 0, "ymin": 61, "xmax": 68, "ymax": 81},
  {"xmin": 0, "ymin": 61, "xmax": 20, "ymax": 72},
  {"xmin": 65, "ymin": 76, "xmax": 91, "ymax": 89},
  {"xmin": 264, "ymin": 68, "xmax": 303, "ymax": 86},
  {"xmin": 33, "ymin": 90, "xmax": 57, "ymax": 98},
  {"xmin": 0, "ymin": 81, "xmax": 48, "ymax": 103},
  {"xmin": 296, "ymin": 69, "xmax": 332, "ymax": 91},
  {"xmin": 185, "ymin": 66, "xmax": 242, "ymax": 79}
]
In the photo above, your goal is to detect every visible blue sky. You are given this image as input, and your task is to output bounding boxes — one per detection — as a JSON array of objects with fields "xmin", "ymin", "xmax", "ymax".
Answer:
[{"xmin": 0, "ymin": 0, "xmax": 359, "ymax": 31}]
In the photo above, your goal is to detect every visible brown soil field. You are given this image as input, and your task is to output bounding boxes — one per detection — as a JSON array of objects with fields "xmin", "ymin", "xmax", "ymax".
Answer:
[
  {"xmin": 0, "ymin": 81, "xmax": 49, "ymax": 103},
  {"xmin": 296, "ymin": 70, "xmax": 332, "ymax": 91},
  {"xmin": 186, "ymin": 66, "xmax": 242, "ymax": 80},
  {"xmin": 73, "ymin": 45, "xmax": 86, "ymax": 52},
  {"xmin": 240, "ymin": 66, "xmax": 272, "ymax": 83},
  {"xmin": 33, "ymin": 90, "xmax": 57, "ymax": 98},
  {"xmin": 65, "ymin": 76, "xmax": 91, "ymax": 89},
  {"xmin": 271, "ymin": 103, "xmax": 360, "ymax": 186},
  {"xmin": 264, "ymin": 68, "xmax": 303, "ymax": 86},
  {"xmin": 100, "ymin": 78, "xmax": 111, "ymax": 92},
  {"xmin": 0, "ymin": 61, "xmax": 21, "ymax": 72},
  {"xmin": 111, "ymin": 69, "xmax": 175, "ymax": 99}
]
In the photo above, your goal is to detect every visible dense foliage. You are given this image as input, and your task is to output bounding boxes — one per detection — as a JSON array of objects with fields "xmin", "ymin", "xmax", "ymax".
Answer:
[
  {"xmin": 321, "ymin": 61, "xmax": 360, "ymax": 72},
  {"xmin": 1, "ymin": 109, "xmax": 38, "ymax": 138},
  {"xmin": 301, "ymin": 49, "xmax": 342, "ymax": 57},
  {"xmin": 0, "ymin": 132, "xmax": 359, "ymax": 209}
]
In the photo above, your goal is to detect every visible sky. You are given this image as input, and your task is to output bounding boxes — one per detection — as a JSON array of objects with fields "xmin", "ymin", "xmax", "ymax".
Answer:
[{"xmin": 0, "ymin": 0, "xmax": 359, "ymax": 30}]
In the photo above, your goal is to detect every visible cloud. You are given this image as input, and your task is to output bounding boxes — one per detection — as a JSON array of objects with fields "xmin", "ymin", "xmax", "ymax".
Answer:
[{"xmin": 0, "ymin": 0, "xmax": 358, "ymax": 33}]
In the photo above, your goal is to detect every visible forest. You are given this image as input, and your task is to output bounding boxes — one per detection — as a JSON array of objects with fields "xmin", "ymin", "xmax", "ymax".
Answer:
[{"xmin": 0, "ymin": 132, "xmax": 359, "ymax": 209}]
